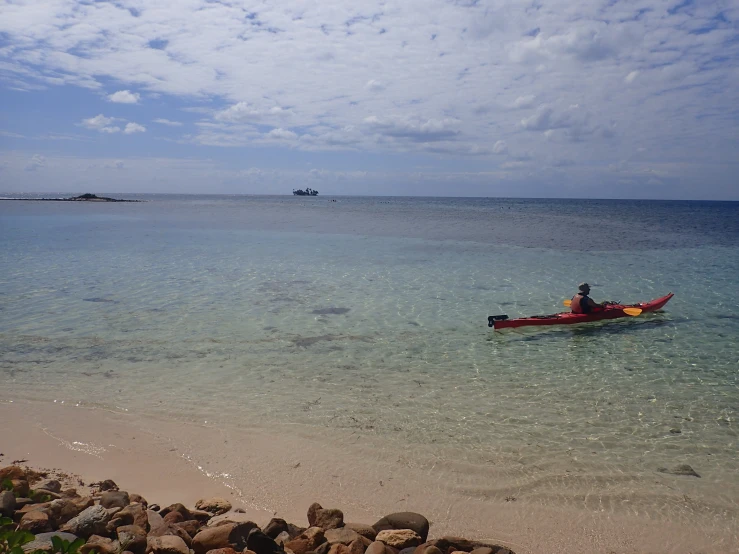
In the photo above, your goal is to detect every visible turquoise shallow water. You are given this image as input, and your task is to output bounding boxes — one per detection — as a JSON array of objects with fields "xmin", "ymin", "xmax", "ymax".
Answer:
[{"xmin": 1, "ymin": 195, "xmax": 738, "ymax": 516}]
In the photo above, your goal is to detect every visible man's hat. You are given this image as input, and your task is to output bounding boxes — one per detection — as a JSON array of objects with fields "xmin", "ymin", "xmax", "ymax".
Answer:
[{"xmin": 578, "ymin": 282, "xmax": 590, "ymax": 292}]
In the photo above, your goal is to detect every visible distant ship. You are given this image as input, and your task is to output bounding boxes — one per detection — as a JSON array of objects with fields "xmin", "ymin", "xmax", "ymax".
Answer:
[{"xmin": 292, "ymin": 188, "xmax": 318, "ymax": 196}]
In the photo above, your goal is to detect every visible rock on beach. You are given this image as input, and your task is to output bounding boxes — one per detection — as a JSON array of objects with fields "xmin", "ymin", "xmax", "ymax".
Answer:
[
  {"xmin": 245, "ymin": 528, "xmax": 283, "ymax": 554},
  {"xmin": 195, "ymin": 498, "xmax": 232, "ymax": 516},
  {"xmin": 147, "ymin": 535, "xmax": 190, "ymax": 554},
  {"xmin": 191, "ymin": 521, "xmax": 259, "ymax": 554},
  {"xmin": 375, "ymin": 530, "xmax": 422, "ymax": 550},
  {"xmin": 262, "ymin": 518, "xmax": 289, "ymax": 539},
  {"xmin": 61, "ymin": 505, "xmax": 116, "ymax": 538},
  {"xmin": 0, "ymin": 464, "xmax": 515, "ymax": 554},
  {"xmin": 36, "ymin": 480, "xmax": 62, "ymax": 494},
  {"xmin": 307, "ymin": 503, "xmax": 344, "ymax": 530},
  {"xmin": 285, "ymin": 527, "xmax": 325, "ymax": 554},
  {"xmin": 101, "ymin": 491, "xmax": 130, "ymax": 510},
  {"xmin": 345, "ymin": 524, "xmax": 376, "ymax": 541},
  {"xmin": 81, "ymin": 535, "xmax": 119, "ymax": 554},
  {"xmin": 109, "ymin": 502, "xmax": 150, "ymax": 531},
  {"xmin": 117, "ymin": 524, "xmax": 149, "ymax": 554},
  {"xmin": 0, "ymin": 490, "xmax": 16, "ymax": 517},
  {"xmin": 325, "ymin": 528, "xmax": 363, "ymax": 546},
  {"xmin": 19, "ymin": 510, "xmax": 52, "ymax": 533},
  {"xmin": 373, "ymin": 513, "xmax": 429, "ymax": 543}
]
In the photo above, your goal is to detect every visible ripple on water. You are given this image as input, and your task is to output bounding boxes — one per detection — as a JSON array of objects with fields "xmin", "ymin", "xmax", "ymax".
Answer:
[{"xmin": 1, "ymin": 197, "xmax": 737, "ymax": 521}]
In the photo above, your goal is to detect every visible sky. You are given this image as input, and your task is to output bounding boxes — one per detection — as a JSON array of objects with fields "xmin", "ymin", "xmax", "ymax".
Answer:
[{"xmin": 0, "ymin": 0, "xmax": 738, "ymax": 199}]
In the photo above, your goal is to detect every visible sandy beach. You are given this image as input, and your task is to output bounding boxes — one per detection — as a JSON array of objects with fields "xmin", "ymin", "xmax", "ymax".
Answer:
[{"xmin": 2, "ymin": 401, "xmax": 736, "ymax": 554}]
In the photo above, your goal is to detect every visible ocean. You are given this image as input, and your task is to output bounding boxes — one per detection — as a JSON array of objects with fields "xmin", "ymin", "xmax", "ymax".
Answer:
[{"xmin": 1, "ymin": 194, "xmax": 737, "ymax": 535}]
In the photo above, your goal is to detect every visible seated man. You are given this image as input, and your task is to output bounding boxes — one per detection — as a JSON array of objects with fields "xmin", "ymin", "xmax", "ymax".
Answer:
[{"xmin": 571, "ymin": 283, "xmax": 605, "ymax": 314}]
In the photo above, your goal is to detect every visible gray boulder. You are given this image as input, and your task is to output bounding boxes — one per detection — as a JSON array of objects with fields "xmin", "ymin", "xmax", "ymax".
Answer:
[
  {"xmin": 47, "ymin": 498, "xmax": 93, "ymax": 527},
  {"xmin": 36, "ymin": 480, "xmax": 62, "ymax": 493},
  {"xmin": 0, "ymin": 490, "xmax": 16, "ymax": 517},
  {"xmin": 61, "ymin": 505, "xmax": 114, "ymax": 538}
]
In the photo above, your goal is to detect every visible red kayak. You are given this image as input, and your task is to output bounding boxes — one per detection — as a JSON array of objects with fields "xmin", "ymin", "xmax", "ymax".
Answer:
[{"xmin": 488, "ymin": 293, "xmax": 674, "ymax": 330}]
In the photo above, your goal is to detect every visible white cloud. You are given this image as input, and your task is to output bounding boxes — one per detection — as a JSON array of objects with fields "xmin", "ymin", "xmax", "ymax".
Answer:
[
  {"xmin": 0, "ymin": 1, "xmax": 737, "ymax": 196},
  {"xmin": 215, "ymin": 103, "xmax": 255, "ymax": 122},
  {"xmin": 80, "ymin": 114, "xmax": 121, "ymax": 133},
  {"xmin": 520, "ymin": 105, "xmax": 614, "ymax": 142},
  {"xmin": 266, "ymin": 128, "xmax": 297, "ymax": 140},
  {"xmin": 0, "ymin": 130, "xmax": 26, "ymax": 139},
  {"xmin": 521, "ymin": 108, "xmax": 561, "ymax": 132},
  {"xmin": 508, "ymin": 24, "xmax": 622, "ymax": 65},
  {"xmin": 124, "ymin": 122, "xmax": 146, "ymax": 134},
  {"xmin": 154, "ymin": 118, "xmax": 183, "ymax": 127},
  {"xmin": 79, "ymin": 115, "xmax": 144, "ymax": 135},
  {"xmin": 511, "ymin": 95, "xmax": 536, "ymax": 109},
  {"xmin": 365, "ymin": 80, "xmax": 385, "ymax": 92},
  {"xmin": 215, "ymin": 103, "xmax": 291, "ymax": 123},
  {"xmin": 108, "ymin": 90, "xmax": 140, "ymax": 104},
  {"xmin": 24, "ymin": 154, "xmax": 45, "ymax": 171},
  {"xmin": 364, "ymin": 116, "xmax": 461, "ymax": 143},
  {"xmin": 493, "ymin": 140, "xmax": 508, "ymax": 154}
]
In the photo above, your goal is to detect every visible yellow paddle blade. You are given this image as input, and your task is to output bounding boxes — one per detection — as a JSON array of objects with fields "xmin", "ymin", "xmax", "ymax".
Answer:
[{"xmin": 563, "ymin": 299, "xmax": 572, "ymax": 307}]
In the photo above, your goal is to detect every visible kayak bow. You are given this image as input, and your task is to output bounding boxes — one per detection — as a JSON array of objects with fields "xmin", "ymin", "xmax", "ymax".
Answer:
[{"xmin": 488, "ymin": 293, "xmax": 674, "ymax": 330}]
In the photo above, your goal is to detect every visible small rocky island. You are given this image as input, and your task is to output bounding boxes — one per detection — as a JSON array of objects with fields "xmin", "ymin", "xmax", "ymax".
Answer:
[
  {"xmin": 292, "ymin": 188, "xmax": 318, "ymax": 196},
  {"xmin": 2, "ymin": 193, "xmax": 141, "ymax": 202}
]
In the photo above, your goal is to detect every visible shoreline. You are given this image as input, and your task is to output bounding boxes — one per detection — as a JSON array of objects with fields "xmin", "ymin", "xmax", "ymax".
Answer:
[{"xmin": 2, "ymin": 401, "xmax": 736, "ymax": 553}]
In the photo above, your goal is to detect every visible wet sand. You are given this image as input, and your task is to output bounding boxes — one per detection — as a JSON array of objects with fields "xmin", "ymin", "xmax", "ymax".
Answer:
[{"xmin": 1, "ymin": 401, "xmax": 736, "ymax": 553}]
